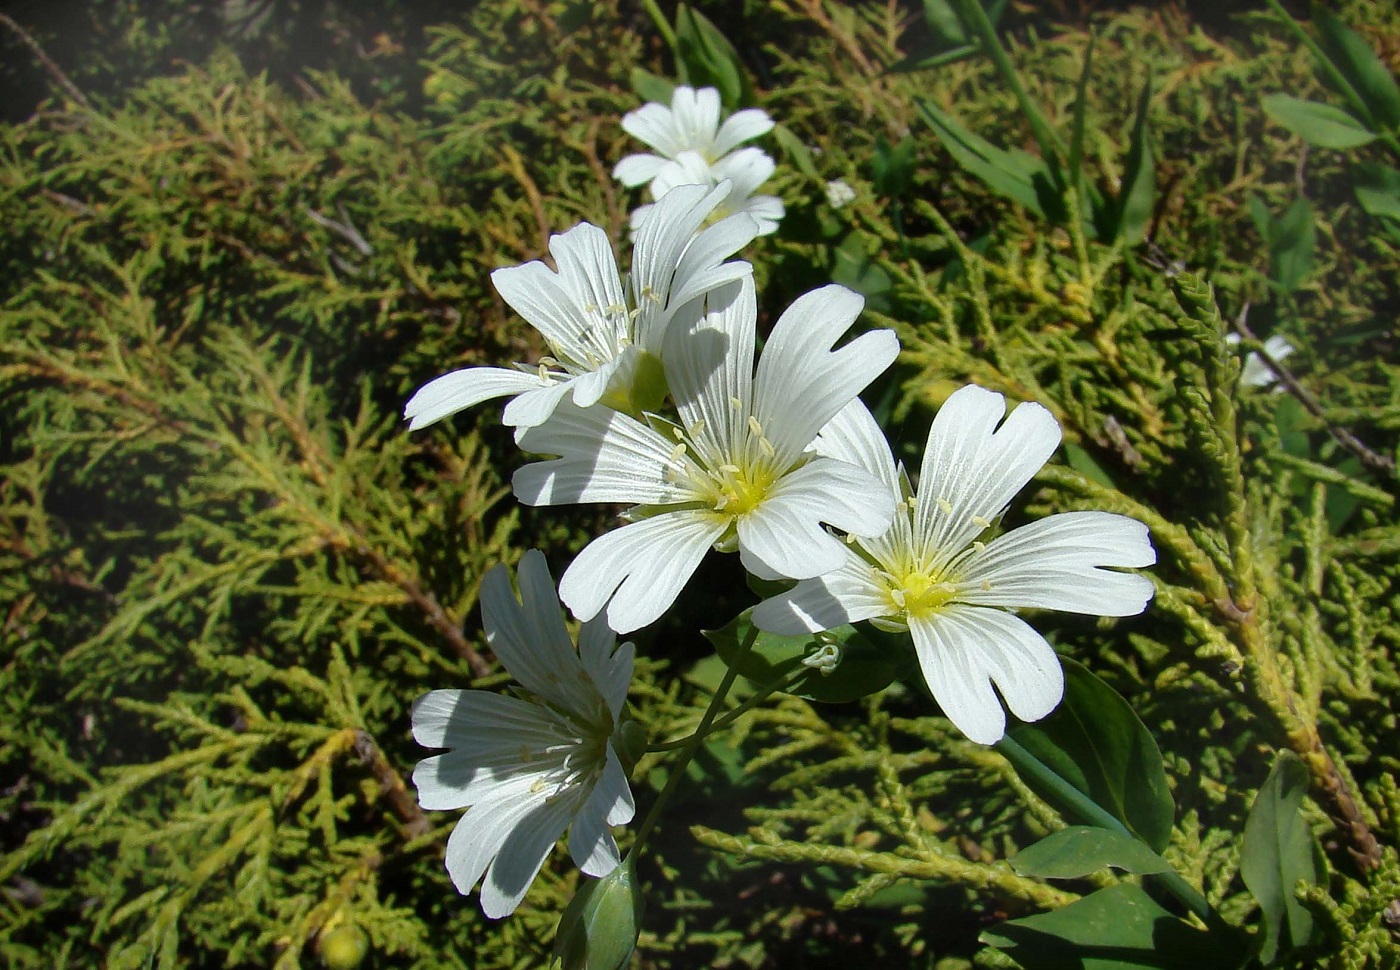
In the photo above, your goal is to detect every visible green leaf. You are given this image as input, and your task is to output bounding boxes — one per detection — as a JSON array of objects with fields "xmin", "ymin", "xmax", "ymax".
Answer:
[
  {"xmin": 1116, "ymin": 73, "xmax": 1156, "ymax": 245},
  {"xmin": 1270, "ymin": 197, "xmax": 1316, "ymax": 293},
  {"xmin": 1011, "ymin": 826, "xmax": 1173, "ymax": 879},
  {"xmin": 981, "ymin": 884, "xmax": 1247, "ymax": 970},
  {"xmin": 916, "ymin": 99, "xmax": 1065, "ymax": 222},
  {"xmin": 674, "ymin": 4, "xmax": 751, "ymax": 110},
  {"xmin": 1063, "ymin": 443, "xmax": 1117, "ymax": 490},
  {"xmin": 704, "ymin": 608, "xmax": 902, "ymax": 703},
  {"xmin": 1068, "ymin": 34, "xmax": 1095, "ymax": 200},
  {"xmin": 1353, "ymin": 162, "xmax": 1400, "ymax": 223},
  {"xmin": 831, "ymin": 231, "xmax": 893, "ymax": 313},
  {"xmin": 630, "ymin": 68, "xmax": 676, "ymax": 107},
  {"xmin": 770, "ymin": 123, "xmax": 819, "ymax": 178},
  {"xmin": 1004, "ymin": 658, "xmax": 1175, "ymax": 852},
  {"xmin": 1312, "ymin": 5, "xmax": 1400, "ymax": 131},
  {"xmin": 1240, "ymin": 751, "xmax": 1322, "ymax": 965},
  {"xmin": 871, "ymin": 136, "xmax": 916, "ymax": 198},
  {"xmin": 1261, "ymin": 94, "xmax": 1377, "ymax": 149}
]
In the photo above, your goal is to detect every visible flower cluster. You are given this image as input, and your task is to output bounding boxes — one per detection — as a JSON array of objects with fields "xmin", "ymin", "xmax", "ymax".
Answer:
[
  {"xmin": 404, "ymin": 86, "xmax": 1156, "ymax": 925},
  {"xmin": 613, "ymin": 85, "xmax": 784, "ymax": 236}
]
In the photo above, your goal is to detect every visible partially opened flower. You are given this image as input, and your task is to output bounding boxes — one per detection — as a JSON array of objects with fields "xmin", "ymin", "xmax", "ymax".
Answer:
[
  {"xmin": 512, "ymin": 277, "xmax": 899, "ymax": 633},
  {"xmin": 752, "ymin": 386, "xmax": 1157, "ymax": 745},
  {"xmin": 404, "ymin": 182, "xmax": 757, "ymax": 432},
  {"xmin": 410, "ymin": 550, "xmax": 636, "ymax": 918},
  {"xmin": 1226, "ymin": 331, "xmax": 1295, "ymax": 390},
  {"xmin": 612, "ymin": 85, "xmax": 774, "ymax": 189},
  {"xmin": 633, "ymin": 148, "xmax": 785, "ymax": 237}
]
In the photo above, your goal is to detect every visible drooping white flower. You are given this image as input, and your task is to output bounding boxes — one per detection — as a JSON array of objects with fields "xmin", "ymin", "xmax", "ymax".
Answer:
[
  {"xmin": 612, "ymin": 86, "xmax": 774, "ymax": 189},
  {"xmin": 404, "ymin": 183, "xmax": 757, "ymax": 432},
  {"xmin": 512, "ymin": 278, "xmax": 899, "ymax": 633},
  {"xmin": 752, "ymin": 386, "xmax": 1157, "ymax": 745},
  {"xmin": 1226, "ymin": 331, "xmax": 1295, "ymax": 390},
  {"xmin": 825, "ymin": 178, "xmax": 857, "ymax": 209},
  {"xmin": 632, "ymin": 148, "xmax": 785, "ymax": 237},
  {"xmin": 410, "ymin": 550, "xmax": 636, "ymax": 918}
]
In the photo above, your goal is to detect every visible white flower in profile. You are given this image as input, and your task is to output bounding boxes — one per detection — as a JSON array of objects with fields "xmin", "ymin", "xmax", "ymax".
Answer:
[
  {"xmin": 613, "ymin": 85, "xmax": 774, "ymax": 189},
  {"xmin": 1225, "ymin": 331, "xmax": 1295, "ymax": 390},
  {"xmin": 512, "ymin": 277, "xmax": 899, "ymax": 633},
  {"xmin": 410, "ymin": 550, "xmax": 636, "ymax": 918},
  {"xmin": 404, "ymin": 182, "xmax": 757, "ymax": 432},
  {"xmin": 752, "ymin": 386, "xmax": 1157, "ymax": 745},
  {"xmin": 633, "ymin": 148, "xmax": 785, "ymax": 237}
]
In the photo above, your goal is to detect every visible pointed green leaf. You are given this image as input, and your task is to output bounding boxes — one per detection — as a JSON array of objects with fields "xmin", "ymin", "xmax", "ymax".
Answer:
[
  {"xmin": 770, "ymin": 123, "xmax": 818, "ymax": 178},
  {"xmin": 1312, "ymin": 5, "xmax": 1400, "ymax": 131},
  {"xmin": 1004, "ymin": 659, "xmax": 1175, "ymax": 851},
  {"xmin": 1240, "ymin": 751, "xmax": 1322, "ymax": 966},
  {"xmin": 872, "ymin": 136, "xmax": 916, "ymax": 198},
  {"xmin": 1261, "ymin": 94, "xmax": 1377, "ymax": 149},
  {"xmin": 1269, "ymin": 197, "xmax": 1316, "ymax": 293},
  {"xmin": 630, "ymin": 68, "xmax": 676, "ymax": 107},
  {"xmin": 1116, "ymin": 72, "xmax": 1155, "ymax": 245},
  {"xmin": 674, "ymin": 4, "xmax": 751, "ymax": 110},
  {"xmin": 704, "ymin": 608, "xmax": 902, "ymax": 703},
  {"xmin": 1011, "ymin": 826, "xmax": 1173, "ymax": 879},
  {"xmin": 1068, "ymin": 34, "xmax": 1096, "ymax": 197},
  {"xmin": 1353, "ymin": 162, "xmax": 1400, "ymax": 223},
  {"xmin": 981, "ymin": 884, "xmax": 1249, "ymax": 970},
  {"xmin": 916, "ymin": 99, "xmax": 1064, "ymax": 221}
]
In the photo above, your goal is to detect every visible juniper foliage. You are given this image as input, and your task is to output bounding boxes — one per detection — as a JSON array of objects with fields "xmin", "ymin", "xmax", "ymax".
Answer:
[{"xmin": 2, "ymin": 1, "xmax": 1398, "ymax": 968}]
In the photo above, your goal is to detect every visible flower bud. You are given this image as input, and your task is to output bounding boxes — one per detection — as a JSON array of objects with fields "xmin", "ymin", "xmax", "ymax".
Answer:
[
  {"xmin": 318, "ymin": 922, "xmax": 369, "ymax": 970},
  {"xmin": 550, "ymin": 857, "xmax": 644, "ymax": 970}
]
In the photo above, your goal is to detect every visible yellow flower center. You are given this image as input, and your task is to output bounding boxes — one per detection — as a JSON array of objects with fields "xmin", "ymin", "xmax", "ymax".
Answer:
[{"xmin": 882, "ymin": 564, "xmax": 959, "ymax": 620}]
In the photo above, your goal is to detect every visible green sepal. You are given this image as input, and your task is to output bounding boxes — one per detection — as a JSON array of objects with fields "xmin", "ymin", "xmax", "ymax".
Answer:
[{"xmin": 1240, "ymin": 751, "xmax": 1323, "ymax": 966}]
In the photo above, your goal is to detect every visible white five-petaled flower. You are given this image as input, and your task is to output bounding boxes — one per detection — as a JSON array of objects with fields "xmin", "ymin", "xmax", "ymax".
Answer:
[
  {"xmin": 751, "ymin": 386, "xmax": 1157, "ymax": 745},
  {"xmin": 1226, "ymin": 331, "xmax": 1295, "ymax": 390},
  {"xmin": 410, "ymin": 550, "xmax": 636, "ymax": 918},
  {"xmin": 613, "ymin": 85, "xmax": 774, "ymax": 188},
  {"xmin": 632, "ymin": 148, "xmax": 786, "ymax": 237},
  {"xmin": 512, "ymin": 277, "xmax": 900, "ymax": 633},
  {"xmin": 403, "ymin": 182, "xmax": 757, "ymax": 432}
]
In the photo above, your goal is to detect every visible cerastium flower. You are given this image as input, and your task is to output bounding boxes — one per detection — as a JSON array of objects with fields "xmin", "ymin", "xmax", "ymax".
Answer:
[
  {"xmin": 410, "ymin": 550, "xmax": 636, "ymax": 918},
  {"xmin": 513, "ymin": 277, "xmax": 899, "ymax": 633},
  {"xmin": 404, "ymin": 182, "xmax": 757, "ymax": 432},
  {"xmin": 615, "ymin": 85, "xmax": 784, "ymax": 236},
  {"xmin": 752, "ymin": 385, "xmax": 1157, "ymax": 744}
]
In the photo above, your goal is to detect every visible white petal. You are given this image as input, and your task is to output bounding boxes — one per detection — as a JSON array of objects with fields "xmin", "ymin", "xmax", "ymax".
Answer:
[
  {"xmin": 513, "ymin": 401, "xmax": 676, "ymax": 506},
  {"xmin": 613, "ymin": 152, "xmax": 667, "ymax": 187},
  {"xmin": 665, "ymin": 210, "xmax": 758, "ymax": 317},
  {"xmin": 558, "ymin": 511, "xmax": 728, "ymax": 632},
  {"xmin": 752, "ymin": 285, "xmax": 897, "ymax": 465},
  {"xmin": 751, "ymin": 553, "xmax": 889, "ymax": 634},
  {"xmin": 648, "ymin": 151, "xmax": 715, "ymax": 199},
  {"xmin": 665, "ymin": 279, "xmax": 755, "ymax": 465},
  {"xmin": 712, "ymin": 108, "xmax": 774, "ymax": 156},
  {"xmin": 622, "ymin": 102, "xmax": 682, "ymax": 156},
  {"xmin": 568, "ymin": 747, "xmax": 634, "ymax": 876},
  {"xmin": 480, "ymin": 555, "xmax": 595, "ymax": 715},
  {"xmin": 501, "ymin": 379, "xmax": 574, "ymax": 430},
  {"xmin": 630, "ymin": 183, "xmax": 728, "ymax": 351},
  {"xmin": 404, "ymin": 367, "xmax": 545, "ymax": 430},
  {"xmin": 413, "ymin": 748, "xmax": 550, "ymax": 811},
  {"xmin": 669, "ymin": 86, "xmax": 721, "ymax": 151},
  {"xmin": 711, "ymin": 147, "xmax": 775, "ymax": 198},
  {"xmin": 814, "ymin": 398, "xmax": 901, "ymax": 495},
  {"xmin": 914, "ymin": 385, "xmax": 1061, "ymax": 561},
  {"xmin": 443, "ymin": 789, "xmax": 545, "ymax": 904},
  {"xmin": 578, "ymin": 618, "xmax": 634, "ymax": 722},
  {"xmin": 478, "ymin": 796, "xmax": 577, "ymax": 918},
  {"xmin": 737, "ymin": 458, "xmax": 893, "ymax": 580},
  {"xmin": 412, "ymin": 689, "xmax": 548, "ymax": 748},
  {"xmin": 739, "ymin": 194, "xmax": 785, "ymax": 235},
  {"xmin": 960, "ymin": 511, "xmax": 1156, "ymax": 616},
  {"xmin": 910, "ymin": 605, "xmax": 1064, "ymax": 745},
  {"xmin": 490, "ymin": 261, "xmax": 594, "ymax": 365}
]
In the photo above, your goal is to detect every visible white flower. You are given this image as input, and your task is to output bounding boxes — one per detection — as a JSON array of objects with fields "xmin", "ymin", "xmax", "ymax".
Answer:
[
  {"xmin": 1226, "ymin": 332, "xmax": 1295, "ymax": 390},
  {"xmin": 612, "ymin": 85, "xmax": 774, "ymax": 188},
  {"xmin": 404, "ymin": 183, "xmax": 757, "ymax": 432},
  {"xmin": 752, "ymin": 386, "xmax": 1157, "ymax": 745},
  {"xmin": 825, "ymin": 179, "xmax": 856, "ymax": 209},
  {"xmin": 632, "ymin": 148, "xmax": 785, "ymax": 237},
  {"xmin": 512, "ymin": 277, "xmax": 900, "ymax": 633},
  {"xmin": 410, "ymin": 550, "xmax": 636, "ymax": 918}
]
